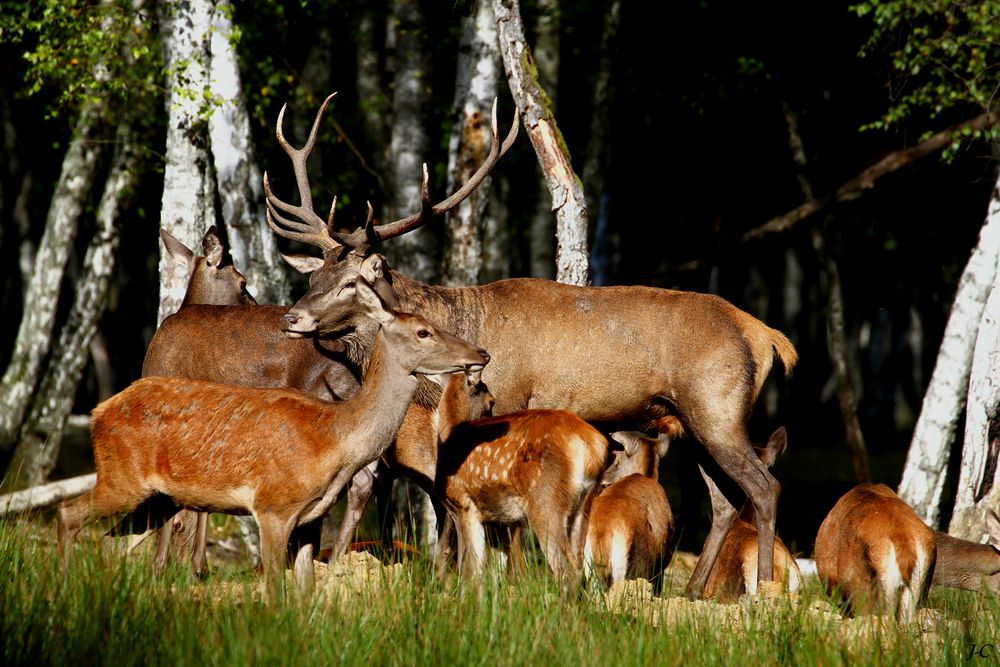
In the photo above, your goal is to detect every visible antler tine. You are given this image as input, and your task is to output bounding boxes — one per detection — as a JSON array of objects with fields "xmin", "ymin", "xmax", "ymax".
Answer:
[
  {"xmin": 373, "ymin": 98, "xmax": 520, "ymax": 241},
  {"xmin": 264, "ymin": 92, "xmax": 343, "ymax": 253}
]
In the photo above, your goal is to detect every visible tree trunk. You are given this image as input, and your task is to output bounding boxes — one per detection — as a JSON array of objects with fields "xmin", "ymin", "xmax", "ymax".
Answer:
[
  {"xmin": 782, "ymin": 101, "xmax": 872, "ymax": 483},
  {"xmin": 7, "ymin": 127, "xmax": 140, "ymax": 489},
  {"xmin": 157, "ymin": 0, "xmax": 217, "ymax": 324},
  {"xmin": 0, "ymin": 108, "xmax": 104, "ymax": 458},
  {"xmin": 355, "ymin": 9, "xmax": 385, "ymax": 155},
  {"xmin": 494, "ymin": 0, "xmax": 589, "ymax": 286},
  {"xmin": 0, "ymin": 473, "xmax": 96, "ymax": 515},
  {"xmin": 582, "ymin": 0, "xmax": 619, "ymax": 286},
  {"xmin": 948, "ymin": 201, "xmax": 1000, "ymax": 539},
  {"xmin": 442, "ymin": 1, "xmax": 502, "ymax": 288},
  {"xmin": 527, "ymin": 0, "xmax": 558, "ymax": 280},
  {"xmin": 207, "ymin": 0, "xmax": 290, "ymax": 305},
  {"xmin": 899, "ymin": 172, "xmax": 1000, "ymax": 526},
  {"xmin": 382, "ymin": 0, "xmax": 436, "ymax": 282}
]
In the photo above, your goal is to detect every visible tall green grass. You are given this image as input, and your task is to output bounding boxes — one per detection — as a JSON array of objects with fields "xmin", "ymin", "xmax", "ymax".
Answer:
[{"xmin": 0, "ymin": 516, "xmax": 992, "ymax": 666}]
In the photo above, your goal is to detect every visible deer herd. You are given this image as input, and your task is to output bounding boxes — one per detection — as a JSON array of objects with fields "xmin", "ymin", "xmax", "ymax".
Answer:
[{"xmin": 54, "ymin": 95, "xmax": 1000, "ymax": 616}]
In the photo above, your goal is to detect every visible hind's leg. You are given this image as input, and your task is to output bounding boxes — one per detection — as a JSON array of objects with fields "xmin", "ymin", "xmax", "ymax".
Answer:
[{"xmin": 57, "ymin": 483, "xmax": 149, "ymax": 570}]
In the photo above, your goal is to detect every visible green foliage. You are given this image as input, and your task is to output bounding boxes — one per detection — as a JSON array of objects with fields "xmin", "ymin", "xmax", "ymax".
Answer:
[
  {"xmin": 0, "ymin": 0, "xmax": 160, "ymax": 121},
  {"xmin": 852, "ymin": 0, "xmax": 1000, "ymax": 148}
]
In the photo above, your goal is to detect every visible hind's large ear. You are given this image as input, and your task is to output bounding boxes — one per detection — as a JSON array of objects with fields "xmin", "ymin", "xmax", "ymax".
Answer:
[
  {"xmin": 361, "ymin": 254, "xmax": 398, "ymax": 309},
  {"xmin": 160, "ymin": 228, "xmax": 195, "ymax": 269},
  {"xmin": 356, "ymin": 278, "xmax": 395, "ymax": 325},
  {"xmin": 202, "ymin": 226, "xmax": 224, "ymax": 268},
  {"xmin": 758, "ymin": 426, "xmax": 788, "ymax": 468}
]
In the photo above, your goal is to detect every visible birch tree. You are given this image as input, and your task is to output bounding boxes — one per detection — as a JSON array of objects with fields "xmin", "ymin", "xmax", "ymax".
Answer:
[
  {"xmin": 207, "ymin": 0, "xmax": 290, "ymax": 305},
  {"xmin": 898, "ymin": 186, "xmax": 1000, "ymax": 525},
  {"xmin": 443, "ymin": 1, "xmax": 502, "ymax": 287},
  {"xmin": 0, "ymin": 108, "xmax": 104, "ymax": 459},
  {"xmin": 157, "ymin": 0, "xmax": 217, "ymax": 324},
  {"xmin": 10, "ymin": 127, "xmax": 140, "ymax": 487},
  {"xmin": 382, "ymin": 0, "xmax": 436, "ymax": 283},
  {"xmin": 494, "ymin": 0, "xmax": 588, "ymax": 286},
  {"xmin": 526, "ymin": 0, "xmax": 558, "ymax": 280},
  {"xmin": 947, "ymin": 187, "xmax": 1000, "ymax": 539}
]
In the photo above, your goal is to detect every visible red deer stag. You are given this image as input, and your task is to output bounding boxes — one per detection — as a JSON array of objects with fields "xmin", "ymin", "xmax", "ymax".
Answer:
[
  {"xmin": 263, "ymin": 96, "xmax": 797, "ymax": 597},
  {"xmin": 932, "ymin": 511, "xmax": 1000, "ymax": 594},
  {"xmin": 814, "ymin": 483, "xmax": 936, "ymax": 623},
  {"xmin": 57, "ymin": 280, "xmax": 490, "ymax": 599},
  {"xmin": 702, "ymin": 427, "xmax": 801, "ymax": 601},
  {"xmin": 140, "ymin": 94, "xmax": 514, "ymax": 565},
  {"xmin": 584, "ymin": 427, "xmax": 676, "ymax": 591},
  {"xmin": 435, "ymin": 409, "xmax": 607, "ymax": 579}
]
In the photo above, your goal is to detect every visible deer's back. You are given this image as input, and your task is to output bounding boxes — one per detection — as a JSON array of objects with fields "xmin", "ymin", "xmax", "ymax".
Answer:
[{"xmin": 143, "ymin": 305, "xmax": 360, "ymax": 401}]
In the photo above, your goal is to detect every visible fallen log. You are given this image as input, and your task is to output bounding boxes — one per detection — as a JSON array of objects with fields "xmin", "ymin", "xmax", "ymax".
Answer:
[{"xmin": 0, "ymin": 473, "xmax": 96, "ymax": 515}]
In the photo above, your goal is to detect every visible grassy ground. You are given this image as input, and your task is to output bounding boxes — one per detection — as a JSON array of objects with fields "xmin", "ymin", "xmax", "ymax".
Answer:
[{"xmin": 1, "ymin": 514, "xmax": 997, "ymax": 667}]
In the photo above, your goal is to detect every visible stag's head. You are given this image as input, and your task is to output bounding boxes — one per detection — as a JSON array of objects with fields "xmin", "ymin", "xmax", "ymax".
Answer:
[{"xmin": 263, "ymin": 92, "xmax": 518, "ymax": 339}]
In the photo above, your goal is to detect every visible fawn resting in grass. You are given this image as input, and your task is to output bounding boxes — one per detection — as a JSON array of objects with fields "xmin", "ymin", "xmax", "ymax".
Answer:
[
  {"xmin": 814, "ymin": 483, "xmax": 935, "ymax": 623},
  {"xmin": 584, "ymin": 428, "xmax": 676, "ymax": 590},
  {"xmin": 57, "ymin": 280, "xmax": 489, "ymax": 599},
  {"xmin": 435, "ymin": 409, "xmax": 607, "ymax": 579},
  {"xmin": 703, "ymin": 427, "xmax": 801, "ymax": 601}
]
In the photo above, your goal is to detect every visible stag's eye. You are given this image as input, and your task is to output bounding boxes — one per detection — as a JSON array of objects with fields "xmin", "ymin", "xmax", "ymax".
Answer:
[{"xmin": 417, "ymin": 329, "xmax": 431, "ymax": 339}]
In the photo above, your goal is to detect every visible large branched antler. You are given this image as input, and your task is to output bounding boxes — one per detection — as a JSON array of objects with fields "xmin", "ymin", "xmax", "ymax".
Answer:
[
  {"xmin": 263, "ymin": 92, "xmax": 342, "ymax": 254},
  {"xmin": 265, "ymin": 94, "xmax": 520, "ymax": 257}
]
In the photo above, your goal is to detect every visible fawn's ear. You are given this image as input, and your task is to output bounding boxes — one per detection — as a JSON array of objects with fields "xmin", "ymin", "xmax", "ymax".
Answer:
[
  {"xmin": 758, "ymin": 426, "xmax": 788, "ymax": 468},
  {"xmin": 355, "ymin": 278, "xmax": 395, "ymax": 325},
  {"xmin": 281, "ymin": 253, "xmax": 325, "ymax": 275},
  {"xmin": 609, "ymin": 431, "xmax": 644, "ymax": 457},
  {"xmin": 202, "ymin": 226, "xmax": 224, "ymax": 268},
  {"xmin": 160, "ymin": 228, "xmax": 195, "ymax": 269}
]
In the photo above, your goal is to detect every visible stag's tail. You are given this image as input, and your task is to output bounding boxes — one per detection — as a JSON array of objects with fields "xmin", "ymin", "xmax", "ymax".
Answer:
[{"xmin": 732, "ymin": 310, "xmax": 798, "ymax": 395}]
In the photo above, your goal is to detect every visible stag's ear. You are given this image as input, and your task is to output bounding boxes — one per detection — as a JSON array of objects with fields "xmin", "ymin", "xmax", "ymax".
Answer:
[
  {"xmin": 202, "ymin": 226, "xmax": 224, "ymax": 268},
  {"xmin": 356, "ymin": 278, "xmax": 395, "ymax": 325},
  {"xmin": 160, "ymin": 228, "xmax": 195, "ymax": 268},
  {"xmin": 282, "ymin": 253, "xmax": 325, "ymax": 275}
]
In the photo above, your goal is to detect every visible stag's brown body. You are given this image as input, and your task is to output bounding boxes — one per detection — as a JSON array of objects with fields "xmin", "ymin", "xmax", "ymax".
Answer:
[
  {"xmin": 59, "ymin": 284, "xmax": 489, "ymax": 597},
  {"xmin": 814, "ymin": 483, "xmax": 936, "ymax": 622},
  {"xmin": 585, "ymin": 430, "xmax": 675, "ymax": 589},
  {"xmin": 436, "ymin": 408, "xmax": 607, "ymax": 577}
]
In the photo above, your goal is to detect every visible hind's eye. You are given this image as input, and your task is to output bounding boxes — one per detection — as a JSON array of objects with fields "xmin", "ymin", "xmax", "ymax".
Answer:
[{"xmin": 417, "ymin": 329, "xmax": 431, "ymax": 338}]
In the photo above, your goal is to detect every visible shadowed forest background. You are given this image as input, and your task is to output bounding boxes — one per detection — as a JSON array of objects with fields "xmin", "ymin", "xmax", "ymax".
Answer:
[{"xmin": 1, "ymin": 0, "xmax": 999, "ymax": 557}]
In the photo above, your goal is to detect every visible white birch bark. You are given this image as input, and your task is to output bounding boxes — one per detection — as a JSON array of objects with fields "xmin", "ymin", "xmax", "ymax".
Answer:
[
  {"xmin": 494, "ymin": 0, "xmax": 589, "ymax": 286},
  {"xmin": 0, "ymin": 108, "xmax": 103, "ymax": 456},
  {"xmin": 382, "ymin": 0, "xmax": 436, "ymax": 282},
  {"xmin": 898, "ymin": 174, "xmax": 1000, "ymax": 526},
  {"xmin": 527, "ymin": 0, "xmax": 558, "ymax": 280},
  {"xmin": 948, "ymin": 243, "xmax": 1000, "ymax": 539},
  {"xmin": 207, "ymin": 0, "xmax": 290, "ymax": 305},
  {"xmin": 0, "ymin": 473, "xmax": 96, "ymax": 515},
  {"xmin": 11, "ymin": 127, "xmax": 140, "ymax": 487},
  {"xmin": 443, "ymin": 1, "xmax": 501, "ymax": 288},
  {"xmin": 157, "ymin": 0, "xmax": 217, "ymax": 324}
]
